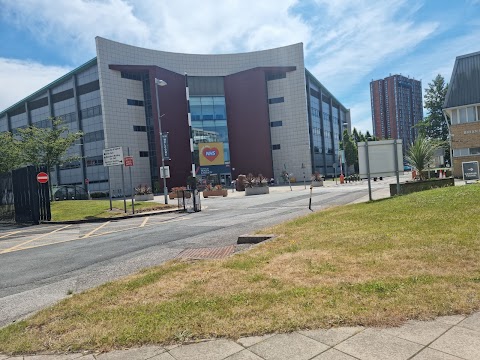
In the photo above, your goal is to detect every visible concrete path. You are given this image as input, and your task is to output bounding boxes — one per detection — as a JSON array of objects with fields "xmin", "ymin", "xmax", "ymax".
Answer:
[{"xmin": 4, "ymin": 312, "xmax": 480, "ymax": 359}]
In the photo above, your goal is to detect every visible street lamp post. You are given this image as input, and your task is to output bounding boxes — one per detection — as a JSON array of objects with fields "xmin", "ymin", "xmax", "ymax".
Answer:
[
  {"xmin": 154, "ymin": 78, "xmax": 168, "ymax": 204},
  {"xmin": 342, "ymin": 122, "xmax": 349, "ymax": 177}
]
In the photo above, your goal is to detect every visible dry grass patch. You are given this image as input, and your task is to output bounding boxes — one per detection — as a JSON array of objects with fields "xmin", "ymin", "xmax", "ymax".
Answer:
[{"xmin": 1, "ymin": 185, "xmax": 480, "ymax": 354}]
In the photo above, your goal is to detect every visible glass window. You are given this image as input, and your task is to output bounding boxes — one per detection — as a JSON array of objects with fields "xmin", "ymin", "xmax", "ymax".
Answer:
[
  {"xmin": 459, "ymin": 108, "xmax": 467, "ymax": 123},
  {"xmin": 467, "ymin": 107, "xmax": 476, "ymax": 122},
  {"xmin": 272, "ymin": 144, "xmax": 281, "ymax": 150},
  {"xmin": 451, "ymin": 109, "xmax": 458, "ymax": 124},
  {"xmin": 271, "ymin": 121, "xmax": 283, "ymax": 127},
  {"xmin": 268, "ymin": 97, "xmax": 284, "ymax": 104},
  {"xmin": 470, "ymin": 147, "xmax": 480, "ymax": 155},
  {"xmin": 477, "ymin": 106, "xmax": 480, "ymax": 122},
  {"xmin": 139, "ymin": 151, "xmax": 149, "ymax": 157}
]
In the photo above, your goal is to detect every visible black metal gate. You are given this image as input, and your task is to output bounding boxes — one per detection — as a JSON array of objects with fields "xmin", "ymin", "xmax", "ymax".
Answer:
[
  {"xmin": 11, "ymin": 166, "xmax": 51, "ymax": 224},
  {"xmin": 0, "ymin": 172, "xmax": 14, "ymax": 222}
]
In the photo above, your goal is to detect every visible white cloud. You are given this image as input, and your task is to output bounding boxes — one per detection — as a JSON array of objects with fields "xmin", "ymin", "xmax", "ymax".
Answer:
[
  {"xmin": 0, "ymin": 0, "xmax": 310, "ymax": 57},
  {"xmin": 307, "ymin": 0, "xmax": 438, "ymax": 94},
  {"xmin": 0, "ymin": 58, "xmax": 71, "ymax": 111}
]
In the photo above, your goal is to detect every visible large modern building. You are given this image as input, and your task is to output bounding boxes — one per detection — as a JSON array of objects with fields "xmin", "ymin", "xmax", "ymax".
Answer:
[
  {"xmin": 443, "ymin": 50, "xmax": 480, "ymax": 178},
  {"xmin": 370, "ymin": 74, "xmax": 422, "ymax": 155},
  {"xmin": 0, "ymin": 37, "xmax": 351, "ymax": 194}
]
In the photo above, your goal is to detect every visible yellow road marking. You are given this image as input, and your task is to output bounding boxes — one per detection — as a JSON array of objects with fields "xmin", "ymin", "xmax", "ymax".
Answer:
[
  {"xmin": 81, "ymin": 221, "xmax": 111, "ymax": 238},
  {"xmin": 140, "ymin": 217, "xmax": 149, "ymax": 227},
  {"xmin": 0, "ymin": 231, "xmax": 22, "ymax": 239},
  {"xmin": 0, "ymin": 217, "xmax": 188, "ymax": 255},
  {"xmin": 0, "ymin": 225, "xmax": 72, "ymax": 254}
]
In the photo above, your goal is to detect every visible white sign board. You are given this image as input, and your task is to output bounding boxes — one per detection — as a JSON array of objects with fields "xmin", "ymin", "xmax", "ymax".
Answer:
[
  {"xmin": 103, "ymin": 147, "xmax": 124, "ymax": 167},
  {"xmin": 358, "ymin": 139, "xmax": 403, "ymax": 178},
  {"xmin": 160, "ymin": 166, "xmax": 170, "ymax": 179}
]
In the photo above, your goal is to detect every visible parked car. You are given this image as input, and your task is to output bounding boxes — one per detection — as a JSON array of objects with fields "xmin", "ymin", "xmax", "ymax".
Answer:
[{"xmin": 404, "ymin": 165, "xmax": 412, "ymax": 171}]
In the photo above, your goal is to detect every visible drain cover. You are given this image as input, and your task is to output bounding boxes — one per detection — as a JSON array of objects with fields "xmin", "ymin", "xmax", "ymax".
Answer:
[{"xmin": 176, "ymin": 245, "xmax": 235, "ymax": 259}]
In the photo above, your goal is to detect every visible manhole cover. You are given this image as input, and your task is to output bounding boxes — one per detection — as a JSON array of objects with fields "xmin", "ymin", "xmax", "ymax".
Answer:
[{"xmin": 176, "ymin": 245, "xmax": 235, "ymax": 259}]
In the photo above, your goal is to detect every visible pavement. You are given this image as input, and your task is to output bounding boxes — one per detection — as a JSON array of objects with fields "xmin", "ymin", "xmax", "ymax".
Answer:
[
  {"xmin": 3, "ymin": 175, "xmax": 479, "ymax": 360},
  {"xmin": 3, "ymin": 313, "xmax": 480, "ymax": 359}
]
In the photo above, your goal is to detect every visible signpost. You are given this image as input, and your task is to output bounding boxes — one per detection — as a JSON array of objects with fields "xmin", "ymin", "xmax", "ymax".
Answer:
[
  {"xmin": 37, "ymin": 172, "xmax": 49, "ymax": 184},
  {"xmin": 159, "ymin": 166, "xmax": 171, "ymax": 178},
  {"xmin": 103, "ymin": 147, "xmax": 125, "ymax": 212},
  {"xmin": 125, "ymin": 151, "xmax": 134, "ymax": 214},
  {"xmin": 462, "ymin": 161, "xmax": 479, "ymax": 182}
]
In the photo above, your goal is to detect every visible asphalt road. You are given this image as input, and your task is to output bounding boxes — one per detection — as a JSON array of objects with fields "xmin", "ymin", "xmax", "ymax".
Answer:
[{"xmin": 0, "ymin": 180, "xmax": 392, "ymax": 328}]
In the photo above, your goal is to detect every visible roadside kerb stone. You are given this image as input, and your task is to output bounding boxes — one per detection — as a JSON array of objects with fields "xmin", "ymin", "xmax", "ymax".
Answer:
[
  {"xmin": 169, "ymin": 339, "xmax": 244, "ymax": 360},
  {"xmin": 249, "ymin": 333, "xmax": 329, "ymax": 360},
  {"xmin": 43, "ymin": 208, "xmax": 180, "ymax": 225},
  {"xmin": 95, "ymin": 346, "xmax": 165, "ymax": 359},
  {"xmin": 430, "ymin": 326, "xmax": 480, "ymax": 360},
  {"xmin": 334, "ymin": 328, "xmax": 423, "ymax": 360},
  {"xmin": 412, "ymin": 348, "xmax": 464, "ymax": 360},
  {"xmin": 298, "ymin": 327, "xmax": 364, "ymax": 347}
]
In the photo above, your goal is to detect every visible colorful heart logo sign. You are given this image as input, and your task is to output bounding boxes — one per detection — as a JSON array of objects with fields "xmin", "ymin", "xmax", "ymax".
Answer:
[{"xmin": 203, "ymin": 147, "xmax": 219, "ymax": 162}]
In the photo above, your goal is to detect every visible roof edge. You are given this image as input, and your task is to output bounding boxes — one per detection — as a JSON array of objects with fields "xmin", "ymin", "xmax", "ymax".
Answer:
[{"xmin": 0, "ymin": 57, "xmax": 98, "ymax": 118}]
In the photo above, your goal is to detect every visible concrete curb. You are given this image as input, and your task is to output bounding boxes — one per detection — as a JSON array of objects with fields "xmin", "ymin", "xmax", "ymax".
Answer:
[{"xmin": 42, "ymin": 207, "xmax": 182, "ymax": 225}]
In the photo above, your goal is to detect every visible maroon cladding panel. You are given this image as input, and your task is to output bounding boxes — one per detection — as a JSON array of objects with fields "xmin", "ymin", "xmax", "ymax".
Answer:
[
  {"xmin": 224, "ymin": 69, "xmax": 273, "ymax": 179},
  {"xmin": 149, "ymin": 68, "xmax": 191, "ymax": 188},
  {"xmin": 109, "ymin": 65, "xmax": 191, "ymax": 188}
]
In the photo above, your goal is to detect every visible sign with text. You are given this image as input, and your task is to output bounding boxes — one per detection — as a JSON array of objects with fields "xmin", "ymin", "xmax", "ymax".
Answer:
[
  {"xmin": 199, "ymin": 142, "xmax": 224, "ymax": 166},
  {"xmin": 462, "ymin": 161, "xmax": 479, "ymax": 181},
  {"xmin": 103, "ymin": 147, "xmax": 124, "ymax": 167},
  {"xmin": 124, "ymin": 156, "xmax": 134, "ymax": 167},
  {"xmin": 160, "ymin": 166, "xmax": 170, "ymax": 179},
  {"xmin": 161, "ymin": 133, "xmax": 170, "ymax": 160}
]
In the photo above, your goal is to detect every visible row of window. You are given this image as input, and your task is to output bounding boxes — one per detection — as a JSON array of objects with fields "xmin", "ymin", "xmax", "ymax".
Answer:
[
  {"xmin": 272, "ymin": 144, "xmax": 281, "ymax": 150},
  {"xmin": 453, "ymin": 148, "xmax": 480, "ymax": 157},
  {"xmin": 86, "ymin": 156, "xmax": 103, "ymax": 167},
  {"xmin": 83, "ymin": 130, "xmax": 105, "ymax": 143},
  {"xmin": 127, "ymin": 99, "xmax": 144, "ymax": 107},
  {"xmin": 133, "ymin": 125, "xmax": 147, "ymax": 132},
  {"xmin": 121, "ymin": 72, "xmax": 143, "ymax": 81},
  {"xmin": 80, "ymin": 105, "xmax": 102, "ymax": 120},
  {"xmin": 451, "ymin": 106, "xmax": 480, "ymax": 125}
]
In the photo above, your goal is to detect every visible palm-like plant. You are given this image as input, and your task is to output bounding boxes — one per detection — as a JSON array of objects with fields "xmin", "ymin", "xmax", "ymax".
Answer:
[{"xmin": 406, "ymin": 137, "xmax": 443, "ymax": 180}]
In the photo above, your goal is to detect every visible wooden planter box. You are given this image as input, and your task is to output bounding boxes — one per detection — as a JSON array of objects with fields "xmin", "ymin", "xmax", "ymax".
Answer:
[
  {"xmin": 245, "ymin": 186, "xmax": 269, "ymax": 196},
  {"xmin": 311, "ymin": 180, "xmax": 324, "ymax": 187},
  {"xmin": 203, "ymin": 189, "xmax": 228, "ymax": 198},
  {"xmin": 169, "ymin": 191, "xmax": 191, "ymax": 200},
  {"xmin": 134, "ymin": 194, "xmax": 154, "ymax": 201},
  {"xmin": 390, "ymin": 178, "xmax": 454, "ymax": 196}
]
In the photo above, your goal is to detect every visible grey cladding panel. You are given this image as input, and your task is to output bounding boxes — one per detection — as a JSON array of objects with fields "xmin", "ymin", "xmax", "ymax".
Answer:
[
  {"xmin": 445, "ymin": 52, "xmax": 480, "ymax": 108},
  {"xmin": 188, "ymin": 76, "xmax": 224, "ymax": 95}
]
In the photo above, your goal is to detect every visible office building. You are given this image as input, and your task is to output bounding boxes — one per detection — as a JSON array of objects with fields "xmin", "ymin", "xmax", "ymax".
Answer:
[{"xmin": 0, "ymin": 37, "xmax": 351, "ymax": 194}]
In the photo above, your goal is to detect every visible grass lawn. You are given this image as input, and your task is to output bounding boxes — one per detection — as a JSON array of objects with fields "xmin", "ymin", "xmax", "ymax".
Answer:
[
  {"xmin": 1, "ymin": 185, "xmax": 479, "ymax": 354},
  {"xmin": 50, "ymin": 200, "xmax": 175, "ymax": 221}
]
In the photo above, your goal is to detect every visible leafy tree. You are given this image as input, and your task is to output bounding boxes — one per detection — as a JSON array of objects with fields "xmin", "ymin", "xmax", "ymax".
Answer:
[
  {"xmin": 342, "ymin": 129, "xmax": 358, "ymax": 173},
  {"xmin": 16, "ymin": 117, "xmax": 83, "ymax": 197},
  {"xmin": 352, "ymin": 128, "xmax": 360, "ymax": 143},
  {"xmin": 405, "ymin": 137, "xmax": 444, "ymax": 180},
  {"xmin": 416, "ymin": 74, "xmax": 449, "ymax": 160},
  {"xmin": 0, "ymin": 132, "xmax": 21, "ymax": 173}
]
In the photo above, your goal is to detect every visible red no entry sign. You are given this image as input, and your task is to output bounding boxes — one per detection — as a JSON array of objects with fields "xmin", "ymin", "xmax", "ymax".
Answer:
[
  {"xmin": 37, "ymin": 172, "xmax": 49, "ymax": 184},
  {"xmin": 124, "ymin": 156, "xmax": 134, "ymax": 167}
]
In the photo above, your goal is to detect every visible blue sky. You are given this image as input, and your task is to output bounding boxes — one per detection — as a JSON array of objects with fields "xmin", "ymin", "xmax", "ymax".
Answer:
[{"xmin": 1, "ymin": 0, "xmax": 479, "ymax": 132}]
